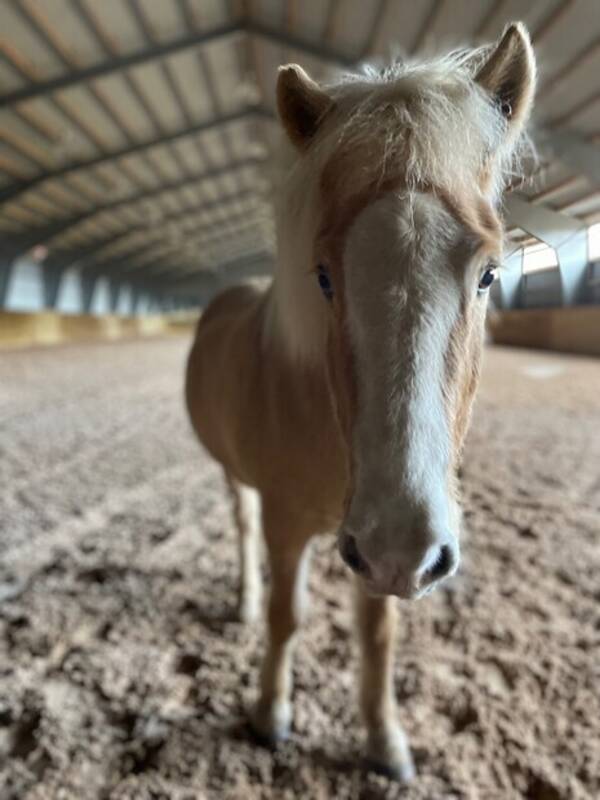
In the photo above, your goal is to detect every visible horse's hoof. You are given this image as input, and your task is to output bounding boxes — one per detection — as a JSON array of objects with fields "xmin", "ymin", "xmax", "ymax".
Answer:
[
  {"xmin": 249, "ymin": 700, "xmax": 291, "ymax": 747},
  {"xmin": 365, "ymin": 726, "xmax": 416, "ymax": 783},
  {"xmin": 365, "ymin": 755, "xmax": 416, "ymax": 783}
]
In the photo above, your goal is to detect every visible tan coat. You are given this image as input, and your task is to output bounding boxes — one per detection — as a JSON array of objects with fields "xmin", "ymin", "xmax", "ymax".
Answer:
[{"xmin": 185, "ymin": 284, "xmax": 347, "ymax": 531}]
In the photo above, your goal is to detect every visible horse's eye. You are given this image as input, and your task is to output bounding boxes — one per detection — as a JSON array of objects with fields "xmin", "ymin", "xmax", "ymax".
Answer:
[
  {"xmin": 478, "ymin": 265, "xmax": 496, "ymax": 292},
  {"xmin": 317, "ymin": 265, "xmax": 333, "ymax": 300}
]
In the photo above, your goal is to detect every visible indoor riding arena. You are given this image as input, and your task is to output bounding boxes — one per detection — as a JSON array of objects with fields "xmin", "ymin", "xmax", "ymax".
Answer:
[{"xmin": 1, "ymin": 3, "xmax": 599, "ymax": 800}]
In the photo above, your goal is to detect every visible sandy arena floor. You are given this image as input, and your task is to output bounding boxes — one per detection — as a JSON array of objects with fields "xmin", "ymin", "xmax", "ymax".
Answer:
[{"xmin": 0, "ymin": 336, "xmax": 598, "ymax": 799}]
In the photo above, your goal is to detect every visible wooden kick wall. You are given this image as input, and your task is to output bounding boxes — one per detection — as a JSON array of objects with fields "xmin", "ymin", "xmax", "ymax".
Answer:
[
  {"xmin": 0, "ymin": 310, "xmax": 198, "ymax": 350},
  {"xmin": 489, "ymin": 307, "xmax": 600, "ymax": 357}
]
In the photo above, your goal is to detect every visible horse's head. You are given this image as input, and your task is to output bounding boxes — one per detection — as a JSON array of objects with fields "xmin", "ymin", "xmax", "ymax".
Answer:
[{"xmin": 272, "ymin": 24, "xmax": 536, "ymax": 598}]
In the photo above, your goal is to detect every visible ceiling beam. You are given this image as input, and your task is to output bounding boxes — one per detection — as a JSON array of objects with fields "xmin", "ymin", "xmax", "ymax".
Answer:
[
  {"xmin": 61, "ymin": 193, "xmax": 262, "ymax": 269},
  {"xmin": 0, "ymin": 107, "xmax": 271, "ymax": 207},
  {"xmin": 89, "ymin": 200, "xmax": 262, "ymax": 273},
  {"xmin": 1, "ymin": 158, "xmax": 265, "ymax": 259},
  {"xmin": 169, "ymin": 251, "xmax": 275, "ymax": 292},
  {"xmin": 0, "ymin": 20, "xmax": 351, "ymax": 109},
  {"xmin": 72, "ymin": 0, "xmax": 196, "ymax": 190},
  {"xmin": 10, "ymin": 0, "xmax": 191, "ymax": 219},
  {"xmin": 119, "ymin": 220, "xmax": 268, "ymax": 276},
  {"xmin": 0, "ymin": 21, "xmax": 239, "ymax": 107}
]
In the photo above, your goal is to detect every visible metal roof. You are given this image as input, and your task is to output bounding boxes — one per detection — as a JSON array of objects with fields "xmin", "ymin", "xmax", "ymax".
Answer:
[{"xmin": 1, "ymin": 0, "xmax": 599, "ymax": 297}]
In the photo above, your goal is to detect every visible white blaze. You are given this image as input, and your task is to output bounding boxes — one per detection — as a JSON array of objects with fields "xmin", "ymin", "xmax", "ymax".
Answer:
[{"xmin": 342, "ymin": 192, "xmax": 462, "ymax": 575}]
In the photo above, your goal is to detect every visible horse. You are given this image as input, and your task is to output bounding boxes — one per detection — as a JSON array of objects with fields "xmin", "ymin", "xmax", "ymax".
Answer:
[{"xmin": 185, "ymin": 22, "xmax": 536, "ymax": 781}]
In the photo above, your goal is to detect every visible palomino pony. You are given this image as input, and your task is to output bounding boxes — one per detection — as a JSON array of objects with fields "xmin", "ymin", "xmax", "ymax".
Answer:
[{"xmin": 186, "ymin": 23, "xmax": 536, "ymax": 781}]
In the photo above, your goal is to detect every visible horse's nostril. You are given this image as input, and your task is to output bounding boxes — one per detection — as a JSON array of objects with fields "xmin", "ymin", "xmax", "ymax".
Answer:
[
  {"xmin": 340, "ymin": 534, "xmax": 370, "ymax": 577},
  {"xmin": 425, "ymin": 544, "xmax": 453, "ymax": 582}
]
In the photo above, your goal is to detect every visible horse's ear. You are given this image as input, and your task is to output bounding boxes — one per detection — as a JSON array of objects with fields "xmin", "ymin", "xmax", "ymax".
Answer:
[
  {"xmin": 276, "ymin": 64, "xmax": 333, "ymax": 150},
  {"xmin": 475, "ymin": 22, "xmax": 536, "ymax": 131}
]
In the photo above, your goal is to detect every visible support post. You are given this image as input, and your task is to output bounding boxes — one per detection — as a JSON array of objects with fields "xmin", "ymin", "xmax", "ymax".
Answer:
[
  {"xmin": 0, "ymin": 258, "xmax": 16, "ymax": 309},
  {"xmin": 80, "ymin": 273, "xmax": 98, "ymax": 313},
  {"xmin": 131, "ymin": 287, "xmax": 142, "ymax": 315},
  {"xmin": 42, "ymin": 260, "xmax": 65, "ymax": 308},
  {"xmin": 108, "ymin": 277, "xmax": 121, "ymax": 312}
]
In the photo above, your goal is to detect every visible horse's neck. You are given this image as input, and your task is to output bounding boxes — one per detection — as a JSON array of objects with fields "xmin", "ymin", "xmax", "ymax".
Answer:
[
  {"xmin": 261, "ymin": 286, "xmax": 330, "ymax": 404},
  {"xmin": 252, "ymin": 287, "xmax": 347, "ymax": 511}
]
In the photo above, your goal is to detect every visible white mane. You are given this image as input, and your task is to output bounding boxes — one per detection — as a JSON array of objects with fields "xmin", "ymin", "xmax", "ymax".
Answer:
[{"xmin": 267, "ymin": 50, "xmax": 531, "ymax": 363}]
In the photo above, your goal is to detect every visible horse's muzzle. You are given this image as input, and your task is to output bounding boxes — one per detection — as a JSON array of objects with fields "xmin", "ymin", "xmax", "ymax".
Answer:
[{"xmin": 338, "ymin": 531, "xmax": 459, "ymax": 599}]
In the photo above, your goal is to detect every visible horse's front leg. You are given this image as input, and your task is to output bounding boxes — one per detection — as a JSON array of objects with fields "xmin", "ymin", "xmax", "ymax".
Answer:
[
  {"xmin": 251, "ymin": 502, "xmax": 312, "ymax": 744},
  {"xmin": 355, "ymin": 580, "xmax": 415, "ymax": 782},
  {"xmin": 225, "ymin": 475, "xmax": 262, "ymax": 623}
]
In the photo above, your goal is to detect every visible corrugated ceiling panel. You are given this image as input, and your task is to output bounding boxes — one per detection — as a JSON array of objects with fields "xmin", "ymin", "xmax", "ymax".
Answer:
[
  {"xmin": 2, "ymin": 203, "xmax": 47, "ymax": 227},
  {"xmin": 566, "ymin": 102, "xmax": 600, "ymax": 138},
  {"xmin": 255, "ymin": 0, "xmax": 286, "ymax": 29},
  {"xmin": 114, "ymin": 154, "xmax": 160, "ymax": 187},
  {"xmin": 327, "ymin": 0, "xmax": 381, "ymax": 56},
  {"xmin": 41, "ymin": 183, "xmax": 87, "ymax": 213},
  {"xmin": 293, "ymin": 0, "xmax": 331, "ymax": 42},
  {"xmin": 536, "ymin": 48, "xmax": 600, "ymax": 124},
  {"xmin": 257, "ymin": 40, "xmax": 283, "ymax": 108},
  {"xmin": 172, "ymin": 138, "xmax": 203, "ymax": 173},
  {"xmin": 219, "ymin": 171, "xmax": 240, "ymax": 195},
  {"xmin": 66, "ymin": 174, "xmax": 105, "ymax": 205},
  {"xmin": 0, "ymin": 110, "xmax": 58, "ymax": 169},
  {"xmin": 128, "ymin": 61, "xmax": 183, "ymax": 130},
  {"xmin": 54, "ymin": 85, "xmax": 128, "ymax": 146},
  {"xmin": 37, "ymin": 0, "xmax": 107, "ymax": 66},
  {"xmin": 426, "ymin": 0, "xmax": 497, "ymax": 47},
  {"xmin": 137, "ymin": 0, "xmax": 185, "ymax": 41},
  {"xmin": 199, "ymin": 180, "xmax": 219, "ymax": 202},
  {"xmin": 363, "ymin": 0, "xmax": 430, "ymax": 57},
  {"xmin": 84, "ymin": 0, "xmax": 147, "ymax": 54},
  {"xmin": 197, "ymin": 129, "xmax": 229, "ymax": 166},
  {"xmin": 533, "ymin": 0, "xmax": 599, "ymax": 81},
  {"xmin": 92, "ymin": 73, "xmax": 157, "ymax": 141},
  {"xmin": 185, "ymin": 0, "xmax": 230, "ymax": 29},
  {"xmin": 146, "ymin": 142, "xmax": 186, "ymax": 180},
  {"xmin": 0, "ymin": 141, "xmax": 41, "ymax": 180},
  {"xmin": 0, "ymin": 3, "xmax": 65, "ymax": 78},
  {"xmin": 16, "ymin": 97, "xmax": 97, "ymax": 161},
  {"xmin": 0, "ymin": 60, "xmax": 29, "ymax": 93},
  {"xmin": 166, "ymin": 50, "xmax": 220, "ymax": 121},
  {"xmin": 180, "ymin": 184, "xmax": 201, "ymax": 207},
  {"xmin": 203, "ymin": 40, "xmax": 244, "ymax": 113},
  {"xmin": 224, "ymin": 120, "xmax": 254, "ymax": 160},
  {"xmin": 19, "ymin": 192, "xmax": 62, "ymax": 219}
]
